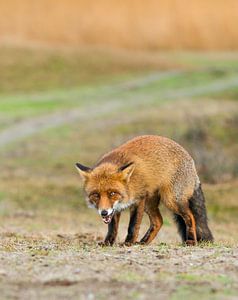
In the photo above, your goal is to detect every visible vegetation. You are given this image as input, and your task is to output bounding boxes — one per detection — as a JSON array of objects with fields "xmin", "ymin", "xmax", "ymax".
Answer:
[
  {"xmin": 1, "ymin": 1, "xmax": 238, "ymax": 50},
  {"xmin": 0, "ymin": 46, "xmax": 237, "ymax": 299}
]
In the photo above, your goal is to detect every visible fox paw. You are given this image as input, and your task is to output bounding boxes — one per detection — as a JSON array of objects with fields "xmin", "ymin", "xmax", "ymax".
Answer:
[
  {"xmin": 185, "ymin": 240, "xmax": 196, "ymax": 246},
  {"xmin": 120, "ymin": 241, "xmax": 140, "ymax": 247},
  {"xmin": 98, "ymin": 240, "xmax": 114, "ymax": 247}
]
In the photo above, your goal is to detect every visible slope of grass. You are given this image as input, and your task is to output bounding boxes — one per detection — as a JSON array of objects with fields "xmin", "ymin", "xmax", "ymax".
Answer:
[
  {"xmin": 0, "ymin": 46, "xmax": 174, "ymax": 94},
  {"xmin": 0, "ymin": 47, "xmax": 238, "ymax": 132}
]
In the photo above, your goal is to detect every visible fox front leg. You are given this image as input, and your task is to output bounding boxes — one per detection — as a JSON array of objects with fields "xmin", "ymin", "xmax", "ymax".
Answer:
[
  {"xmin": 101, "ymin": 212, "xmax": 121, "ymax": 246},
  {"xmin": 140, "ymin": 194, "xmax": 163, "ymax": 245},
  {"xmin": 124, "ymin": 199, "xmax": 145, "ymax": 245}
]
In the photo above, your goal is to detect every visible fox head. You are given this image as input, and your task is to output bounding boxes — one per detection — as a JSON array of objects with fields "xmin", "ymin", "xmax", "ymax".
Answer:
[{"xmin": 75, "ymin": 161, "xmax": 135, "ymax": 224}]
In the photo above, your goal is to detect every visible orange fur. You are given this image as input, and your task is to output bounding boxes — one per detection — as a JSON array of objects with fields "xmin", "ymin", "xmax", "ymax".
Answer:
[{"xmin": 76, "ymin": 135, "xmax": 205, "ymax": 245}]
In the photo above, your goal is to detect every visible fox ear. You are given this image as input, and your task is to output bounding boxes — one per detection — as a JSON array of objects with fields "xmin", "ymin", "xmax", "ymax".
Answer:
[
  {"xmin": 75, "ymin": 163, "xmax": 92, "ymax": 181},
  {"xmin": 118, "ymin": 162, "xmax": 135, "ymax": 182}
]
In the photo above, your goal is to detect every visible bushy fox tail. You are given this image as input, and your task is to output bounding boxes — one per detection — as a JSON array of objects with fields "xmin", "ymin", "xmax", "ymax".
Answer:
[{"xmin": 174, "ymin": 184, "xmax": 213, "ymax": 243}]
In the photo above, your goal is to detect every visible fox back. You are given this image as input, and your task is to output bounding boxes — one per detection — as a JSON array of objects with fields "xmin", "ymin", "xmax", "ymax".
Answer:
[{"xmin": 76, "ymin": 135, "xmax": 213, "ymax": 245}]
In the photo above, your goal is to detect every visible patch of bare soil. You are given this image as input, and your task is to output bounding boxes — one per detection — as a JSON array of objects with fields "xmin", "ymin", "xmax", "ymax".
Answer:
[{"xmin": 0, "ymin": 232, "xmax": 237, "ymax": 300}]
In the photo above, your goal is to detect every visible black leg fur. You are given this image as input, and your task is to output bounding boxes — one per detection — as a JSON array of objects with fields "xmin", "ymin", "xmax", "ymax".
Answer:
[
  {"xmin": 104, "ymin": 213, "xmax": 120, "ymax": 245},
  {"xmin": 173, "ymin": 213, "xmax": 186, "ymax": 242},
  {"xmin": 125, "ymin": 207, "xmax": 138, "ymax": 243},
  {"xmin": 189, "ymin": 184, "xmax": 213, "ymax": 242},
  {"xmin": 174, "ymin": 184, "xmax": 213, "ymax": 243}
]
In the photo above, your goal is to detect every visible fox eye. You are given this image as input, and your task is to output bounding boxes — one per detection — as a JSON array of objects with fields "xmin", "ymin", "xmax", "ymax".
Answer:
[
  {"xmin": 109, "ymin": 191, "xmax": 118, "ymax": 198},
  {"xmin": 89, "ymin": 193, "xmax": 100, "ymax": 201}
]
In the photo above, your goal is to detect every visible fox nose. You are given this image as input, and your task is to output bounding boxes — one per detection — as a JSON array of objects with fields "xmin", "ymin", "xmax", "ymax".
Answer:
[{"xmin": 101, "ymin": 210, "xmax": 108, "ymax": 217}]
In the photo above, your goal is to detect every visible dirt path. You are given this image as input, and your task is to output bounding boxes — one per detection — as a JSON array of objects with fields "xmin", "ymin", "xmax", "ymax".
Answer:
[
  {"xmin": 0, "ymin": 233, "xmax": 237, "ymax": 300},
  {"xmin": 1, "ymin": 73, "xmax": 238, "ymax": 148}
]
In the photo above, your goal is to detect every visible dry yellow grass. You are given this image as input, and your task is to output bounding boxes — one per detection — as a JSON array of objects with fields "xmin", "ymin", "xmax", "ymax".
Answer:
[{"xmin": 0, "ymin": 0, "xmax": 238, "ymax": 50}]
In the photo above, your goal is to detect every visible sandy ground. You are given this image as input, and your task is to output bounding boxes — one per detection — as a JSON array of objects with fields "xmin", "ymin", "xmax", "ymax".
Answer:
[{"xmin": 0, "ymin": 211, "xmax": 237, "ymax": 300}]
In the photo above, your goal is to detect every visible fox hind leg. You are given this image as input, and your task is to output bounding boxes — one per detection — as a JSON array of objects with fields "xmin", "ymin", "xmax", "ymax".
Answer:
[
  {"xmin": 173, "ymin": 213, "xmax": 186, "ymax": 242},
  {"xmin": 140, "ymin": 194, "xmax": 163, "ymax": 245},
  {"xmin": 178, "ymin": 206, "xmax": 197, "ymax": 246},
  {"xmin": 125, "ymin": 199, "xmax": 145, "ymax": 245},
  {"xmin": 163, "ymin": 188, "xmax": 197, "ymax": 246}
]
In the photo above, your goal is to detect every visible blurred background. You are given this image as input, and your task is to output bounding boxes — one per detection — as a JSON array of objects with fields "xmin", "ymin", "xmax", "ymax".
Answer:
[
  {"xmin": 0, "ymin": 0, "xmax": 238, "ymax": 242},
  {"xmin": 0, "ymin": 1, "xmax": 237, "ymax": 298}
]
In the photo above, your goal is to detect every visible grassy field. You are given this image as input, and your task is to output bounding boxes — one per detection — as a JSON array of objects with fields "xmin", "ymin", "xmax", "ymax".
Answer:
[
  {"xmin": 1, "ymin": 1, "xmax": 238, "ymax": 50},
  {"xmin": 0, "ymin": 46, "xmax": 238, "ymax": 299}
]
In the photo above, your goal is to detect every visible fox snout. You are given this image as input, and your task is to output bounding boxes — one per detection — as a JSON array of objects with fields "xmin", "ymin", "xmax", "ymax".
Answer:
[
  {"xmin": 98, "ymin": 208, "xmax": 115, "ymax": 224},
  {"xmin": 98, "ymin": 208, "xmax": 114, "ymax": 216},
  {"xmin": 101, "ymin": 210, "xmax": 109, "ymax": 217}
]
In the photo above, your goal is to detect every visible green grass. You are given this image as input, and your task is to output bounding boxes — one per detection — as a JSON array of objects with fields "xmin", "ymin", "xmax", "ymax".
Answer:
[
  {"xmin": 171, "ymin": 284, "xmax": 237, "ymax": 300},
  {"xmin": 0, "ymin": 47, "xmax": 238, "ymax": 244},
  {"xmin": 161, "ymin": 51, "xmax": 238, "ymax": 69},
  {"xmin": 176, "ymin": 273, "xmax": 233, "ymax": 285},
  {"xmin": 140, "ymin": 69, "xmax": 236, "ymax": 92},
  {"xmin": 0, "ymin": 46, "xmax": 162, "ymax": 94},
  {"xmin": 1, "ymin": 96, "xmax": 237, "ymax": 212},
  {"xmin": 113, "ymin": 270, "xmax": 146, "ymax": 283},
  {"xmin": 213, "ymin": 86, "xmax": 238, "ymax": 100},
  {"xmin": 1, "ymin": 47, "xmax": 238, "ymax": 130},
  {"xmin": 0, "ymin": 48, "xmax": 238, "ymax": 300},
  {"xmin": 172, "ymin": 273, "xmax": 236, "ymax": 300},
  {"xmin": 3, "ymin": 47, "xmax": 238, "ymax": 95},
  {"xmin": 206, "ymin": 183, "xmax": 238, "ymax": 221}
]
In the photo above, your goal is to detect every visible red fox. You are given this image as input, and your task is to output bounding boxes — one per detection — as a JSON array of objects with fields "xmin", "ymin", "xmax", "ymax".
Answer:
[{"xmin": 75, "ymin": 135, "xmax": 213, "ymax": 246}]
